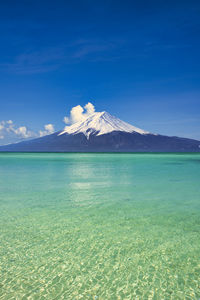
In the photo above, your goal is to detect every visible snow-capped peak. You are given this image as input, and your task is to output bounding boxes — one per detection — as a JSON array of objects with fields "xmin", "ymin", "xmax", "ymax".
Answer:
[{"xmin": 59, "ymin": 111, "xmax": 149, "ymax": 139}]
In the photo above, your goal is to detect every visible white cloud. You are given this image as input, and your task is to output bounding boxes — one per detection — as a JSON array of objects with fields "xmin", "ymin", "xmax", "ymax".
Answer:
[
  {"xmin": 70, "ymin": 105, "xmax": 85, "ymax": 123},
  {"xmin": 5, "ymin": 121, "xmax": 33, "ymax": 138},
  {"xmin": 63, "ymin": 116, "xmax": 70, "ymax": 124},
  {"xmin": 0, "ymin": 119, "xmax": 56, "ymax": 145},
  {"xmin": 0, "ymin": 120, "xmax": 36, "ymax": 145},
  {"xmin": 39, "ymin": 124, "xmax": 55, "ymax": 137},
  {"xmin": 84, "ymin": 102, "xmax": 95, "ymax": 115},
  {"xmin": 44, "ymin": 124, "xmax": 54, "ymax": 133},
  {"xmin": 63, "ymin": 102, "xmax": 96, "ymax": 125},
  {"xmin": 14, "ymin": 126, "xmax": 33, "ymax": 138}
]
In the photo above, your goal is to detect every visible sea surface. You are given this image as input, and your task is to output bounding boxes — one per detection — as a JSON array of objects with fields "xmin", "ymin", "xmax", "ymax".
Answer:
[{"xmin": 0, "ymin": 153, "xmax": 200, "ymax": 299}]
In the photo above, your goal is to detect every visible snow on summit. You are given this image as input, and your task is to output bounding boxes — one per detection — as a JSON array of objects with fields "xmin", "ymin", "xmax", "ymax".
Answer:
[{"xmin": 59, "ymin": 111, "xmax": 149, "ymax": 139}]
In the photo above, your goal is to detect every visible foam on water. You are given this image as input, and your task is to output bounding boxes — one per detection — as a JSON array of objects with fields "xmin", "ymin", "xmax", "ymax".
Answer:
[{"xmin": 0, "ymin": 153, "xmax": 200, "ymax": 299}]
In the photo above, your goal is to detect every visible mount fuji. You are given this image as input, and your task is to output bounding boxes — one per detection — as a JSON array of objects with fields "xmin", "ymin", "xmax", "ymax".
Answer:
[
  {"xmin": 59, "ymin": 111, "xmax": 149, "ymax": 138},
  {"xmin": 0, "ymin": 111, "xmax": 199, "ymax": 152}
]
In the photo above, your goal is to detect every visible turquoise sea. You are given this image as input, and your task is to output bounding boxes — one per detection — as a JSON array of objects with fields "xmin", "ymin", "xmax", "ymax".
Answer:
[{"xmin": 0, "ymin": 153, "xmax": 200, "ymax": 299}]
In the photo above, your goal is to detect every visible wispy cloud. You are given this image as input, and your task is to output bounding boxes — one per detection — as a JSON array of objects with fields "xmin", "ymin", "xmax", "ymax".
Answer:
[
  {"xmin": 71, "ymin": 42, "xmax": 114, "ymax": 59},
  {"xmin": 0, "ymin": 38, "xmax": 121, "ymax": 74},
  {"xmin": 144, "ymin": 40, "xmax": 192, "ymax": 52},
  {"xmin": 1, "ymin": 47, "xmax": 65, "ymax": 74}
]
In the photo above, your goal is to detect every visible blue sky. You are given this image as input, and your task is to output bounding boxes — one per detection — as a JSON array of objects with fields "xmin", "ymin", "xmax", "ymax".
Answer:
[{"xmin": 0, "ymin": 0, "xmax": 200, "ymax": 145}]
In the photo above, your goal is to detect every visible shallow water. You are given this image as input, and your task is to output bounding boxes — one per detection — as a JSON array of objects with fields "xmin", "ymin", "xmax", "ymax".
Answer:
[{"xmin": 0, "ymin": 153, "xmax": 199, "ymax": 299}]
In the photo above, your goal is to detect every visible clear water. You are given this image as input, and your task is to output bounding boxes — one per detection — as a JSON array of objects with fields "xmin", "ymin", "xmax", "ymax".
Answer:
[{"xmin": 0, "ymin": 153, "xmax": 199, "ymax": 299}]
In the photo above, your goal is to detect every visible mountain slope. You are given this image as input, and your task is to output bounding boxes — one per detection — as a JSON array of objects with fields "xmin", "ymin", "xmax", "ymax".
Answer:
[
  {"xmin": 59, "ymin": 111, "xmax": 149, "ymax": 138},
  {"xmin": 0, "ymin": 111, "xmax": 199, "ymax": 152}
]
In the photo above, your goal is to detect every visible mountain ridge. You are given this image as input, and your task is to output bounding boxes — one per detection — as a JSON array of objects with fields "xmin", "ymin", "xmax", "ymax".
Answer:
[
  {"xmin": 0, "ymin": 111, "xmax": 199, "ymax": 152},
  {"xmin": 59, "ymin": 111, "xmax": 149, "ymax": 139}
]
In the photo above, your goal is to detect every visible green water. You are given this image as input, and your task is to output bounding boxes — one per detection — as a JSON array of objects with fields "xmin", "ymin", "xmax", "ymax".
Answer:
[{"xmin": 0, "ymin": 153, "xmax": 199, "ymax": 299}]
